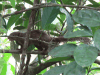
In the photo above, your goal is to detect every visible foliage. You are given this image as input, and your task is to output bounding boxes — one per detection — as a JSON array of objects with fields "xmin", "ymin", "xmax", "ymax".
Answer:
[{"xmin": 0, "ymin": 0, "xmax": 100, "ymax": 75}]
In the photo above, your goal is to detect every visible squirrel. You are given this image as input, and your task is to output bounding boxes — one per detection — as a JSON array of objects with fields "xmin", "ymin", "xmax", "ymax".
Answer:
[{"xmin": 8, "ymin": 30, "xmax": 90, "ymax": 51}]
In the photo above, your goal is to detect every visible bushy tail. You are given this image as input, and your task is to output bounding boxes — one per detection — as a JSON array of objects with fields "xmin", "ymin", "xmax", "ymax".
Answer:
[
  {"xmin": 52, "ymin": 37, "xmax": 91, "ymax": 44},
  {"xmin": 52, "ymin": 37, "xmax": 68, "ymax": 42}
]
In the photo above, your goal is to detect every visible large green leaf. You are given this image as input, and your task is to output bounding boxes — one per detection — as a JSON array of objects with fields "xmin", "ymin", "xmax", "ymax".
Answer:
[
  {"xmin": 74, "ymin": 44, "xmax": 98, "ymax": 67},
  {"xmin": 94, "ymin": 29, "xmax": 100, "ymax": 50},
  {"xmin": 49, "ymin": 44, "xmax": 77, "ymax": 57},
  {"xmin": 41, "ymin": 6, "xmax": 60, "ymax": 29},
  {"xmin": 64, "ymin": 61, "xmax": 86, "ymax": 75},
  {"xmin": 43, "ymin": 65, "xmax": 66, "ymax": 75},
  {"xmin": 7, "ymin": 14, "xmax": 22, "ymax": 29},
  {"xmin": 73, "ymin": 9, "xmax": 100, "ymax": 27},
  {"xmin": 64, "ymin": 30, "xmax": 93, "ymax": 38}
]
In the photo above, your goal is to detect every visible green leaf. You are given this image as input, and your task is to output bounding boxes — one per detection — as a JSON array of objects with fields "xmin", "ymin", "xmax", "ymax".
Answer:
[
  {"xmin": 27, "ymin": 44, "xmax": 35, "ymax": 51},
  {"xmin": 57, "ymin": 0, "xmax": 77, "ymax": 5},
  {"xmin": 23, "ymin": 10, "xmax": 31, "ymax": 19},
  {"xmin": 0, "ymin": 64, "xmax": 7, "ymax": 75},
  {"xmin": 15, "ymin": 18, "xmax": 23, "ymax": 25},
  {"xmin": 22, "ymin": 0, "xmax": 33, "ymax": 5},
  {"xmin": 10, "ymin": 64, "xmax": 15, "ymax": 75},
  {"xmin": 94, "ymin": 29, "xmax": 100, "ymax": 50},
  {"xmin": 0, "ymin": 58, "xmax": 6, "ymax": 74},
  {"xmin": 49, "ymin": 44, "xmax": 77, "ymax": 57},
  {"xmin": 91, "ymin": 26, "xmax": 100, "ymax": 35},
  {"xmin": 42, "ymin": 6, "xmax": 60, "ymax": 29},
  {"xmin": 3, "ymin": 53, "xmax": 12, "ymax": 62},
  {"xmin": 57, "ymin": 16, "xmax": 63, "ymax": 25},
  {"xmin": 24, "ymin": 20, "xmax": 29, "ymax": 27},
  {"xmin": 87, "ymin": 0, "xmax": 100, "ymax": 7},
  {"xmin": 15, "ymin": 4, "xmax": 25, "ymax": 11},
  {"xmin": 64, "ymin": 61, "xmax": 86, "ymax": 75},
  {"xmin": 43, "ymin": 65, "xmax": 66, "ymax": 75},
  {"xmin": 0, "ymin": 4, "xmax": 12, "ymax": 11},
  {"xmin": 60, "ymin": 13, "xmax": 66, "ymax": 22},
  {"xmin": 91, "ymin": 67, "xmax": 100, "ymax": 71},
  {"xmin": 64, "ymin": 30, "xmax": 93, "ymax": 38},
  {"xmin": 46, "ymin": 57, "xmax": 74, "ymax": 63},
  {"xmin": 15, "ymin": 18, "xmax": 29, "ymax": 28},
  {"xmin": 60, "ymin": 8, "xmax": 73, "ymax": 33},
  {"xmin": 7, "ymin": 14, "xmax": 22, "ymax": 29},
  {"xmin": 0, "ymin": 14, "xmax": 6, "ymax": 25},
  {"xmin": 0, "ymin": 15, "xmax": 7, "ymax": 34},
  {"xmin": 14, "ymin": 26, "xmax": 26, "ymax": 30},
  {"xmin": 17, "ymin": 0, "xmax": 22, "ymax": 4},
  {"xmin": 8, "ymin": 0, "xmax": 15, "ymax": 8},
  {"xmin": 45, "ymin": 24, "xmax": 56, "ymax": 30},
  {"xmin": 74, "ymin": 44, "xmax": 98, "ymax": 67},
  {"xmin": 73, "ymin": 9, "xmax": 100, "ymax": 27}
]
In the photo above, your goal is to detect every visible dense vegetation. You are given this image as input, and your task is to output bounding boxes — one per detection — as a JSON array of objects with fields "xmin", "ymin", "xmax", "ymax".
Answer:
[{"xmin": 0, "ymin": 0, "xmax": 100, "ymax": 75}]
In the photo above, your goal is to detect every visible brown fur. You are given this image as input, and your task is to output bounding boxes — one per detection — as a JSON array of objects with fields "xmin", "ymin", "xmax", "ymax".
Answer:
[
  {"xmin": 8, "ymin": 30, "xmax": 90, "ymax": 51},
  {"xmin": 8, "ymin": 30, "xmax": 54, "ymax": 50}
]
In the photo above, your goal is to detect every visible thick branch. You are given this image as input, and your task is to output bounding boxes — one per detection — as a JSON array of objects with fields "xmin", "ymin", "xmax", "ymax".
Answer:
[
  {"xmin": 19, "ymin": 0, "xmax": 39, "ymax": 75},
  {"xmin": 28, "ymin": 61, "xmax": 58, "ymax": 75},
  {"xmin": 26, "ymin": 57, "xmax": 100, "ymax": 74}
]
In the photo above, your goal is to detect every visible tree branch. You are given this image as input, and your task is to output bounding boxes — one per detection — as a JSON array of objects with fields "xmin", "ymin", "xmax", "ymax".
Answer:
[
  {"xmin": 3, "ymin": 3, "xmax": 100, "ymax": 17},
  {"xmin": 0, "ymin": 49, "xmax": 48, "ymax": 55},
  {"xmin": 19, "ymin": 0, "xmax": 39, "ymax": 75}
]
